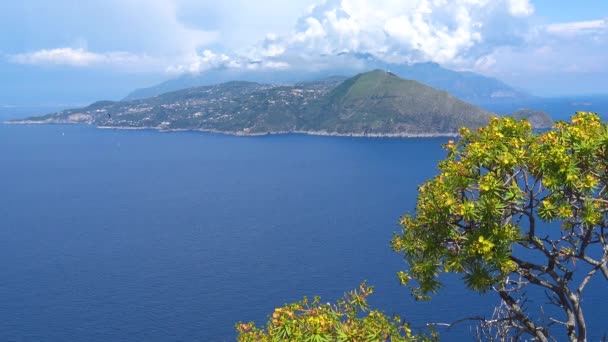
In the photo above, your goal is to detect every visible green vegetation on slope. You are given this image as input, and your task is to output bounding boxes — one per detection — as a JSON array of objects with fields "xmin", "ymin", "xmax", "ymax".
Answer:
[
  {"xmin": 316, "ymin": 70, "xmax": 492, "ymax": 134},
  {"xmin": 17, "ymin": 70, "xmax": 537, "ymax": 136}
]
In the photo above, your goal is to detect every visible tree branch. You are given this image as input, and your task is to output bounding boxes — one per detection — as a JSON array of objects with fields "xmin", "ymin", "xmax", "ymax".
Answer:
[{"xmin": 497, "ymin": 290, "xmax": 550, "ymax": 342}]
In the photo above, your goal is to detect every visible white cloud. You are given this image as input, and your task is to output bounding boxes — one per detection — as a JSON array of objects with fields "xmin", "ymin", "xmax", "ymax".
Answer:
[
  {"xmin": 162, "ymin": 0, "xmax": 539, "ymax": 75},
  {"xmin": 467, "ymin": 14, "xmax": 608, "ymax": 95},
  {"xmin": 8, "ymin": 0, "xmax": 607, "ymax": 93},
  {"xmin": 506, "ymin": 0, "xmax": 535, "ymax": 17},
  {"xmin": 9, "ymin": 47, "xmax": 160, "ymax": 71},
  {"xmin": 166, "ymin": 49, "xmax": 293, "ymax": 74},
  {"xmin": 166, "ymin": 50, "xmax": 241, "ymax": 74},
  {"xmin": 7, "ymin": 0, "xmax": 539, "ymax": 75},
  {"xmin": 263, "ymin": 61, "xmax": 291, "ymax": 70},
  {"xmin": 175, "ymin": 0, "xmax": 317, "ymax": 51},
  {"xmin": 1, "ymin": 0, "xmax": 219, "ymax": 71},
  {"xmin": 10, "ymin": 48, "xmax": 101, "ymax": 66},
  {"xmin": 237, "ymin": 0, "xmax": 536, "ymax": 70},
  {"xmin": 546, "ymin": 19, "xmax": 607, "ymax": 36}
]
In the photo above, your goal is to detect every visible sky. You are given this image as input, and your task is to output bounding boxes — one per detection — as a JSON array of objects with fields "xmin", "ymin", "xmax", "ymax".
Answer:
[{"xmin": 1, "ymin": 0, "xmax": 607, "ymax": 106}]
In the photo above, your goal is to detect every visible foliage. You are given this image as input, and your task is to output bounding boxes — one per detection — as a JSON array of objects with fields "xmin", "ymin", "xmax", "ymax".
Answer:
[
  {"xmin": 236, "ymin": 283, "xmax": 437, "ymax": 342},
  {"xmin": 392, "ymin": 112, "xmax": 608, "ymax": 341}
]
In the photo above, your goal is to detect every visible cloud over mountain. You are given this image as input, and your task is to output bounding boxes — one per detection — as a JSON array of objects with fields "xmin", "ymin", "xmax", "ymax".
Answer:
[
  {"xmin": 169, "ymin": 0, "xmax": 536, "ymax": 73},
  {"xmin": 2, "ymin": 0, "xmax": 607, "ymax": 96}
]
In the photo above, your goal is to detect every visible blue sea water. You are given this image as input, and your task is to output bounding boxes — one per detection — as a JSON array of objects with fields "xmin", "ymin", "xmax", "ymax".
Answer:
[
  {"xmin": 1, "ymin": 98, "xmax": 607, "ymax": 341},
  {"xmin": 476, "ymin": 95, "xmax": 608, "ymax": 121}
]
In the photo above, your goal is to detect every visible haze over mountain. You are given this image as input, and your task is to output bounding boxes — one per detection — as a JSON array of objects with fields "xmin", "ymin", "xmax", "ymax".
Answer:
[
  {"xmin": 16, "ymin": 70, "xmax": 501, "ymax": 136},
  {"xmin": 2, "ymin": 1, "xmax": 607, "ymax": 107},
  {"xmin": 124, "ymin": 60, "xmax": 531, "ymax": 104}
]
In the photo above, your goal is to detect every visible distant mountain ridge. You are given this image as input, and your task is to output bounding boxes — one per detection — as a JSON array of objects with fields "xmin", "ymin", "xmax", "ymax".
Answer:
[
  {"xmin": 15, "ymin": 70, "xmax": 499, "ymax": 137},
  {"xmin": 123, "ymin": 61, "xmax": 531, "ymax": 104},
  {"xmin": 383, "ymin": 62, "xmax": 531, "ymax": 102}
]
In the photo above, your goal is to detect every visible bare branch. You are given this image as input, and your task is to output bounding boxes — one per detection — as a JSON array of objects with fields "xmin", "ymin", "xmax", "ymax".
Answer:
[{"xmin": 497, "ymin": 290, "xmax": 550, "ymax": 342}]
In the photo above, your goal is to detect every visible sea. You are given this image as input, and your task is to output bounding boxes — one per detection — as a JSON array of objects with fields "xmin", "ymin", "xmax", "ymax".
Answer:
[{"xmin": 1, "ymin": 97, "xmax": 608, "ymax": 341}]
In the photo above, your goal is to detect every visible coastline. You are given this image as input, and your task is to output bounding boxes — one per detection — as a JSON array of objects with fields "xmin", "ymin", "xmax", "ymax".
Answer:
[{"xmin": 5, "ymin": 120, "xmax": 459, "ymax": 138}]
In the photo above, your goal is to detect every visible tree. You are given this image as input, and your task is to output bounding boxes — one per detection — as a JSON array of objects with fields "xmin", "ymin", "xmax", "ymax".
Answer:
[
  {"xmin": 236, "ymin": 283, "xmax": 436, "ymax": 341},
  {"xmin": 391, "ymin": 112, "xmax": 608, "ymax": 341}
]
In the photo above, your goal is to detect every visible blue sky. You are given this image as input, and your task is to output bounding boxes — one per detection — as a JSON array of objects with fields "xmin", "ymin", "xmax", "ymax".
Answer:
[{"xmin": 1, "ymin": 0, "xmax": 607, "ymax": 106}]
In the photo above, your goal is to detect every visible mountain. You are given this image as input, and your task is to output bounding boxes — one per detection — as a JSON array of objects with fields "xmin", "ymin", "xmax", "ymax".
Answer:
[
  {"xmin": 511, "ymin": 109, "xmax": 553, "ymax": 129},
  {"xmin": 123, "ymin": 61, "xmax": 531, "ymax": 103},
  {"xmin": 310, "ymin": 70, "xmax": 492, "ymax": 134},
  {"xmin": 381, "ymin": 62, "xmax": 531, "ymax": 102},
  {"xmin": 122, "ymin": 68, "xmax": 344, "ymax": 101},
  {"xmin": 13, "ymin": 70, "xmax": 498, "ymax": 136}
]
